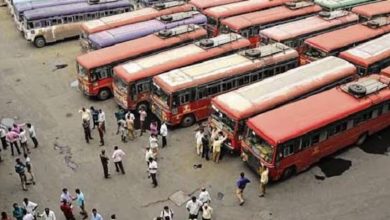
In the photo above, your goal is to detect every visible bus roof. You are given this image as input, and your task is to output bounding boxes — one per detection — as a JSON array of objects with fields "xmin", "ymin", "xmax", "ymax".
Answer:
[
  {"xmin": 189, "ymin": 0, "xmax": 244, "ymax": 10},
  {"xmin": 24, "ymin": 0, "xmax": 131, "ymax": 20},
  {"xmin": 114, "ymin": 33, "xmax": 250, "ymax": 83},
  {"xmin": 154, "ymin": 43, "xmax": 298, "ymax": 93},
  {"xmin": 339, "ymin": 33, "xmax": 390, "ymax": 68},
  {"xmin": 212, "ymin": 56, "xmax": 356, "ymax": 121},
  {"xmin": 352, "ymin": 1, "xmax": 390, "ymax": 19},
  {"xmin": 259, "ymin": 12, "xmax": 358, "ymax": 41},
  {"xmin": 14, "ymin": 0, "xmax": 84, "ymax": 14},
  {"xmin": 247, "ymin": 74, "xmax": 390, "ymax": 146},
  {"xmin": 77, "ymin": 25, "xmax": 207, "ymax": 69},
  {"xmin": 221, "ymin": 3, "xmax": 321, "ymax": 31},
  {"xmin": 305, "ymin": 21, "xmax": 390, "ymax": 53},
  {"xmin": 89, "ymin": 12, "xmax": 206, "ymax": 48},
  {"xmin": 314, "ymin": 0, "xmax": 374, "ymax": 10},
  {"xmin": 204, "ymin": 0, "xmax": 291, "ymax": 20},
  {"xmin": 381, "ymin": 66, "xmax": 390, "ymax": 77}
]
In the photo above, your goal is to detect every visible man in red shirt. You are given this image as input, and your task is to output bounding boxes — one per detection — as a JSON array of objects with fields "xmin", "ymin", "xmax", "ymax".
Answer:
[{"xmin": 60, "ymin": 200, "xmax": 75, "ymax": 220}]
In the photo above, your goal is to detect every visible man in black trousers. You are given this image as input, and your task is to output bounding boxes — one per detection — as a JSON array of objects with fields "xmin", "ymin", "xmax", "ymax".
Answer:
[
  {"xmin": 100, "ymin": 150, "xmax": 110, "ymax": 178},
  {"xmin": 82, "ymin": 120, "xmax": 92, "ymax": 143}
]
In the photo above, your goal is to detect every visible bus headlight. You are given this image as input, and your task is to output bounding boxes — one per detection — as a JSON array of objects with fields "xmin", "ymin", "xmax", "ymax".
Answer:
[
  {"xmin": 30, "ymin": 30, "xmax": 35, "ymax": 34},
  {"xmin": 238, "ymin": 135, "xmax": 243, "ymax": 140},
  {"xmin": 172, "ymin": 108, "xmax": 178, "ymax": 114}
]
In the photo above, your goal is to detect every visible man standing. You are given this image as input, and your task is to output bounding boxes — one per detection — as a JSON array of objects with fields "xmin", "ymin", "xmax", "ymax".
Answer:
[
  {"xmin": 112, "ymin": 146, "xmax": 126, "ymax": 174},
  {"xmin": 6, "ymin": 128, "xmax": 21, "ymax": 156},
  {"xmin": 26, "ymin": 123, "xmax": 38, "ymax": 148},
  {"xmin": 160, "ymin": 121, "xmax": 168, "ymax": 148},
  {"xmin": 138, "ymin": 107, "xmax": 147, "ymax": 136},
  {"xmin": 126, "ymin": 114, "xmax": 135, "ymax": 141},
  {"xmin": 98, "ymin": 109, "xmax": 106, "ymax": 133},
  {"xmin": 0, "ymin": 126, "xmax": 7, "ymax": 150},
  {"xmin": 90, "ymin": 106, "xmax": 99, "ymax": 129},
  {"xmin": 73, "ymin": 189, "xmax": 88, "ymax": 219},
  {"xmin": 201, "ymin": 135, "xmax": 210, "ymax": 160},
  {"xmin": 259, "ymin": 166, "xmax": 269, "ymax": 198},
  {"xmin": 60, "ymin": 188, "xmax": 73, "ymax": 204},
  {"xmin": 22, "ymin": 198, "xmax": 38, "ymax": 217},
  {"xmin": 185, "ymin": 196, "xmax": 203, "ymax": 220},
  {"xmin": 198, "ymin": 187, "xmax": 211, "ymax": 205},
  {"xmin": 212, "ymin": 133, "xmax": 227, "ymax": 163},
  {"xmin": 148, "ymin": 157, "xmax": 158, "ymax": 188},
  {"xmin": 195, "ymin": 129, "xmax": 204, "ymax": 156},
  {"xmin": 236, "ymin": 172, "xmax": 251, "ymax": 206},
  {"xmin": 160, "ymin": 206, "xmax": 174, "ymax": 220},
  {"xmin": 201, "ymin": 204, "xmax": 213, "ymax": 220},
  {"xmin": 100, "ymin": 150, "xmax": 110, "ymax": 178},
  {"xmin": 60, "ymin": 200, "xmax": 75, "ymax": 220},
  {"xmin": 24, "ymin": 154, "xmax": 35, "ymax": 185},
  {"xmin": 114, "ymin": 108, "xmax": 125, "ymax": 135},
  {"xmin": 91, "ymin": 209, "xmax": 103, "ymax": 220},
  {"xmin": 12, "ymin": 203, "xmax": 24, "ymax": 220},
  {"xmin": 15, "ymin": 159, "xmax": 27, "ymax": 191},
  {"xmin": 98, "ymin": 122, "xmax": 104, "ymax": 146},
  {"xmin": 39, "ymin": 208, "xmax": 56, "ymax": 220},
  {"xmin": 19, "ymin": 129, "xmax": 30, "ymax": 155},
  {"xmin": 82, "ymin": 120, "xmax": 93, "ymax": 144}
]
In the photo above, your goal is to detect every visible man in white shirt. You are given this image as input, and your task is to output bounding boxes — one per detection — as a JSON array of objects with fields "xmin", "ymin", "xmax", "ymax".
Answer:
[
  {"xmin": 195, "ymin": 129, "xmax": 204, "ymax": 156},
  {"xmin": 160, "ymin": 121, "xmax": 168, "ymax": 148},
  {"xmin": 19, "ymin": 128, "xmax": 30, "ymax": 154},
  {"xmin": 60, "ymin": 188, "xmax": 73, "ymax": 204},
  {"xmin": 198, "ymin": 187, "xmax": 211, "ymax": 205},
  {"xmin": 22, "ymin": 198, "xmax": 38, "ymax": 216},
  {"xmin": 148, "ymin": 157, "xmax": 158, "ymax": 188},
  {"xmin": 98, "ymin": 109, "xmax": 106, "ymax": 133},
  {"xmin": 125, "ymin": 111, "xmax": 135, "ymax": 122},
  {"xmin": 186, "ymin": 196, "xmax": 202, "ymax": 220},
  {"xmin": 26, "ymin": 123, "xmax": 38, "ymax": 148},
  {"xmin": 112, "ymin": 146, "xmax": 126, "ymax": 174},
  {"xmin": 79, "ymin": 107, "xmax": 91, "ymax": 123},
  {"xmin": 39, "ymin": 208, "xmax": 56, "ymax": 220},
  {"xmin": 0, "ymin": 126, "xmax": 7, "ymax": 150},
  {"xmin": 160, "ymin": 206, "xmax": 174, "ymax": 220},
  {"xmin": 201, "ymin": 203, "xmax": 213, "ymax": 220}
]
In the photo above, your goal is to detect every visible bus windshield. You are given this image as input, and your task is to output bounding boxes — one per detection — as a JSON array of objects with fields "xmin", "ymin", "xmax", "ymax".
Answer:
[
  {"xmin": 305, "ymin": 46, "xmax": 327, "ymax": 59},
  {"xmin": 246, "ymin": 129, "xmax": 274, "ymax": 163},
  {"xmin": 77, "ymin": 64, "xmax": 88, "ymax": 79},
  {"xmin": 114, "ymin": 76, "xmax": 128, "ymax": 94},
  {"xmin": 210, "ymin": 109, "xmax": 236, "ymax": 132},
  {"xmin": 153, "ymin": 85, "xmax": 170, "ymax": 107}
]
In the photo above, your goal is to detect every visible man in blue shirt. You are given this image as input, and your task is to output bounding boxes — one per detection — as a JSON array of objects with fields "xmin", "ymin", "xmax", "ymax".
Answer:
[
  {"xmin": 74, "ymin": 189, "xmax": 88, "ymax": 219},
  {"xmin": 236, "ymin": 172, "xmax": 250, "ymax": 206}
]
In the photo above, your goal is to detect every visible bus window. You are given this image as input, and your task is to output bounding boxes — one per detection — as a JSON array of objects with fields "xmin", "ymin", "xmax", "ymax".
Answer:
[
  {"xmin": 310, "ymin": 133, "xmax": 320, "ymax": 145},
  {"xmin": 197, "ymin": 87, "xmax": 208, "ymax": 99},
  {"xmin": 207, "ymin": 83, "xmax": 221, "ymax": 95},
  {"xmin": 179, "ymin": 92, "xmax": 191, "ymax": 105},
  {"xmin": 222, "ymin": 79, "xmax": 234, "ymax": 92},
  {"xmin": 136, "ymin": 80, "xmax": 150, "ymax": 94}
]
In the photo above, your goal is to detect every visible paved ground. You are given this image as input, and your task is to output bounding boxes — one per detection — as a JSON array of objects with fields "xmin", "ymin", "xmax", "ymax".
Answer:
[{"xmin": 1, "ymin": 6, "xmax": 390, "ymax": 220}]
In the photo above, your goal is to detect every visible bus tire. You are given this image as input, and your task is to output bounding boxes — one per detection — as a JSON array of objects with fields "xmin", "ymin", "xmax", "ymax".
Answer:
[
  {"xmin": 34, "ymin": 36, "xmax": 46, "ymax": 48},
  {"xmin": 97, "ymin": 88, "xmax": 111, "ymax": 100},
  {"xmin": 137, "ymin": 102, "xmax": 149, "ymax": 112},
  {"xmin": 356, "ymin": 132, "xmax": 368, "ymax": 146},
  {"xmin": 181, "ymin": 114, "xmax": 195, "ymax": 127},
  {"xmin": 281, "ymin": 166, "xmax": 296, "ymax": 180}
]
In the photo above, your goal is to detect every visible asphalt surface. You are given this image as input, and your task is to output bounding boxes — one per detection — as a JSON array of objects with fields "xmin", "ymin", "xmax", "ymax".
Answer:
[{"xmin": 0, "ymin": 6, "xmax": 390, "ymax": 220}]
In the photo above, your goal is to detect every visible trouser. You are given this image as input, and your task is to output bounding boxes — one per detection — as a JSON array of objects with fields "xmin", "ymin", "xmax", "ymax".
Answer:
[
  {"xmin": 188, "ymin": 213, "xmax": 198, "ymax": 220},
  {"xmin": 102, "ymin": 163, "xmax": 109, "ymax": 178},
  {"xmin": 202, "ymin": 146, "xmax": 209, "ymax": 160},
  {"xmin": 31, "ymin": 136, "xmax": 38, "ymax": 148},
  {"xmin": 127, "ymin": 129, "xmax": 135, "ymax": 140},
  {"xmin": 140, "ymin": 121, "xmax": 145, "ymax": 136},
  {"xmin": 20, "ymin": 142, "xmax": 30, "ymax": 154},
  {"xmin": 260, "ymin": 183, "xmax": 266, "ymax": 196},
  {"xmin": 114, "ymin": 161, "xmax": 125, "ymax": 174},
  {"xmin": 161, "ymin": 136, "xmax": 167, "ymax": 148},
  {"xmin": 213, "ymin": 151, "xmax": 221, "ymax": 163},
  {"xmin": 150, "ymin": 173, "xmax": 158, "ymax": 187},
  {"xmin": 236, "ymin": 188, "xmax": 245, "ymax": 203},
  {"xmin": 65, "ymin": 214, "xmax": 76, "ymax": 220},
  {"xmin": 19, "ymin": 173, "xmax": 27, "ymax": 190},
  {"xmin": 92, "ymin": 120, "xmax": 98, "ymax": 129},
  {"xmin": 10, "ymin": 141, "xmax": 21, "ymax": 155},
  {"xmin": 84, "ymin": 129, "xmax": 92, "ymax": 143},
  {"xmin": 196, "ymin": 143, "xmax": 203, "ymax": 155},
  {"xmin": 1, "ymin": 136, "xmax": 7, "ymax": 149},
  {"xmin": 101, "ymin": 122, "xmax": 106, "ymax": 133},
  {"xmin": 98, "ymin": 128, "xmax": 104, "ymax": 145},
  {"xmin": 203, "ymin": 218, "xmax": 211, "ymax": 220},
  {"xmin": 80, "ymin": 203, "xmax": 88, "ymax": 218}
]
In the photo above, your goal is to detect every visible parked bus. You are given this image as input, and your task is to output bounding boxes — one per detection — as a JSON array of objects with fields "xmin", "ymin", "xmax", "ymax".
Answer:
[
  {"xmin": 77, "ymin": 25, "xmax": 207, "ymax": 100},
  {"xmin": 85, "ymin": 11, "xmax": 207, "ymax": 50},
  {"xmin": 209, "ymin": 56, "xmax": 357, "ymax": 152},
  {"xmin": 302, "ymin": 17, "xmax": 390, "ymax": 64},
  {"xmin": 339, "ymin": 33, "xmax": 390, "ymax": 75},
  {"xmin": 80, "ymin": 1, "xmax": 193, "ymax": 40},
  {"xmin": 112, "ymin": 33, "xmax": 250, "ymax": 111},
  {"xmin": 151, "ymin": 43, "xmax": 299, "ymax": 127},
  {"xmin": 190, "ymin": 0, "xmax": 245, "ymax": 11},
  {"xmin": 220, "ymin": 1, "xmax": 321, "ymax": 45},
  {"xmin": 8, "ymin": 0, "xmax": 46, "ymax": 15},
  {"xmin": 260, "ymin": 11, "xmax": 358, "ymax": 54},
  {"xmin": 13, "ymin": 0, "xmax": 84, "ymax": 31},
  {"xmin": 204, "ymin": 0, "xmax": 291, "ymax": 36},
  {"xmin": 22, "ymin": 1, "xmax": 133, "ymax": 48},
  {"xmin": 241, "ymin": 74, "xmax": 390, "ymax": 180},
  {"xmin": 352, "ymin": 1, "xmax": 390, "ymax": 21},
  {"xmin": 314, "ymin": 0, "xmax": 375, "ymax": 11}
]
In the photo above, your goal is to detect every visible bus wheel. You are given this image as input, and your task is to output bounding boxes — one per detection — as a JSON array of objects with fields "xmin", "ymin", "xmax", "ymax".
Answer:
[
  {"xmin": 34, "ymin": 36, "xmax": 46, "ymax": 48},
  {"xmin": 97, "ymin": 88, "xmax": 111, "ymax": 100},
  {"xmin": 137, "ymin": 102, "xmax": 149, "ymax": 112},
  {"xmin": 281, "ymin": 166, "xmax": 296, "ymax": 180},
  {"xmin": 181, "ymin": 114, "xmax": 195, "ymax": 127},
  {"xmin": 356, "ymin": 133, "xmax": 368, "ymax": 145}
]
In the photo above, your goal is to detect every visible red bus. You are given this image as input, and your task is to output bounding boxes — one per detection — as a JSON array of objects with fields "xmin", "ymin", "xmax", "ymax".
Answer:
[
  {"xmin": 112, "ymin": 33, "xmax": 250, "ymax": 110},
  {"xmin": 220, "ymin": 1, "xmax": 321, "ymax": 46},
  {"xmin": 151, "ymin": 43, "xmax": 299, "ymax": 127},
  {"xmin": 80, "ymin": 1, "xmax": 194, "ymax": 47},
  {"xmin": 352, "ymin": 0, "xmax": 390, "ymax": 21},
  {"xmin": 76, "ymin": 25, "xmax": 207, "ymax": 100},
  {"xmin": 382, "ymin": 66, "xmax": 390, "ymax": 78},
  {"xmin": 339, "ymin": 33, "xmax": 390, "ymax": 76},
  {"xmin": 241, "ymin": 74, "xmax": 390, "ymax": 181},
  {"xmin": 210, "ymin": 56, "xmax": 357, "ymax": 152},
  {"xmin": 189, "ymin": 0, "xmax": 245, "ymax": 11},
  {"xmin": 301, "ymin": 17, "xmax": 390, "ymax": 64},
  {"xmin": 203, "ymin": 0, "xmax": 291, "ymax": 36},
  {"xmin": 259, "ymin": 11, "xmax": 358, "ymax": 53}
]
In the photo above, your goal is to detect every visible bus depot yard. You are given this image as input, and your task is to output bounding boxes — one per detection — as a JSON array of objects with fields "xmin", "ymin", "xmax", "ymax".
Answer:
[{"xmin": 1, "ymin": 0, "xmax": 390, "ymax": 219}]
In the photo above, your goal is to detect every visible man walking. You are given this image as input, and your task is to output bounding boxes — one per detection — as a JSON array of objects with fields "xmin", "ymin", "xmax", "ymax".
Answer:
[
  {"xmin": 259, "ymin": 166, "xmax": 269, "ymax": 197},
  {"xmin": 100, "ymin": 150, "xmax": 110, "ymax": 178},
  {"xmin": 60, "ymin": 200, "xmax": 75, "ymax": 220},
  {"xmin": 0, "ymin": 126, "xmax": 7, "ymax": 150},
  {"xmin": 60, "ymin": 188, "xmax": 73, "ymax": 204},
  {"xmin": 15, "ymin": 158, "xmax": 27, "ymax": 191},
  {"xmin": 12, "ymin": 203, "xmax": 24, "ymax": 220},
  {"xmin": 112, "ymin": 146, "xmax": 126, "ymax": 174},
  {"xmin": 201, "ymin": 135, "xmax": 210, "ymax": 160},
  {"xmin": 201, "ymin": 203, "xmax": 213, "ymax": 220},
  {"xmin": 138, "ymin": 107, "xmax": 147, "ymax": 136},
  {"xmin": 195, "ymin": 129, "xmax": 204, "ymax": 156},
  {"xmin": 198, "ymin": 187, "xmax": 211, "ymax": 205},
  {"xmin": 90, "ymin": 106, "xmax": 99, "ymax": 129},
  {"xmin": 98, "ymin": 122, "xmax": 104, "ymax": 146},
  {"xmin": 19, "ymin": 129, "xmax": 30, "ymax": 155},
  {"xmin": 148, "ymin": 157, "xmax": 158, "ymax": 188},
  {"xmin": 236, "ymin": 172, "xmax": 251, "ymax": 206},
  {"xmin": 160, "ymin": 206, "xmax": 174, "ymax": 220},
  {"xmin": 73, "ymin": 189, "xmax": 88, "ymax": 219},
  {"xmin": 22, "ymin": 198, "xmax": 38, "ymax": 217},
  {"xmin": 212, "ymin": 133, "xmax": 227, "ymax": 163},
  {"xmin": 6, "ymin": 128, "xmax": 21, "ymax": 156},
  {"xmin": 24, "ymin": 154, "xmax": 35, "ymax": 185},
  {"xmin": 26, "ymin": 123, "xmax": 38, "ymax": 148},
  {"xmin": 160, "ymin": 121, "xmax": 168, "ymax": 148},
  {"xmin": 98, "ymin": 109, "xmax": 106, "ymax": 133},
  {"xmin": 82, "ymin": 120, "xmax": 93, "ymax": 144},
  {"xmin": 185, "ymin": 196, "xmax": 203, "ymax": 220},
  {"xmin": 39, "ymin": 208, "xmax": 56, "ymax": 220},
  {"xmin": 126, "ymin": 114, "xmax": 135, "ymax": 141},
  {"xmin": 91, "ymin": 209, "xmax": 103, "ymax": 220}
]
